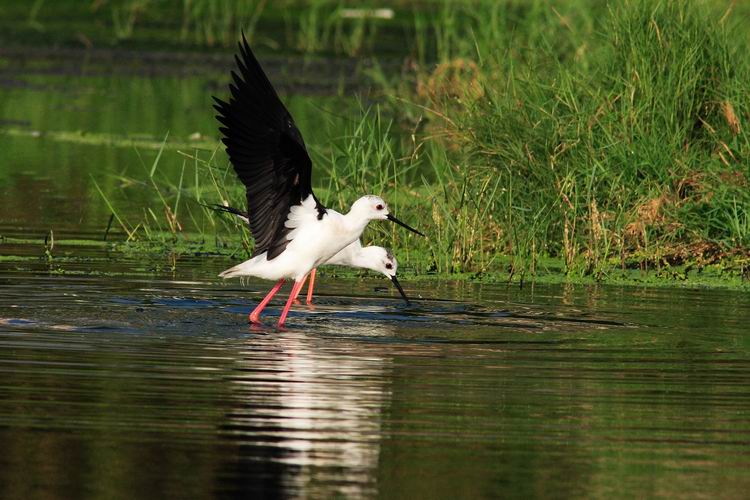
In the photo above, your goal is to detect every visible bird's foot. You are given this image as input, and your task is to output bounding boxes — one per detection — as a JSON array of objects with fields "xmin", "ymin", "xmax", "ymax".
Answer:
[
  {"xmin": 248, "ymin": 313, "xmax": 263, "ymax": 324},
  {"xmin": 248, "ymin": 323, "xmax": 266, "ymax": 333}
]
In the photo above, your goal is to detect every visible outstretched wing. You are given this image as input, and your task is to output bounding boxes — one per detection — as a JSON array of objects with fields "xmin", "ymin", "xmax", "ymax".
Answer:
[{"xmin": 213, "ymin": 34, "xmax": 325, "ymax": 260}]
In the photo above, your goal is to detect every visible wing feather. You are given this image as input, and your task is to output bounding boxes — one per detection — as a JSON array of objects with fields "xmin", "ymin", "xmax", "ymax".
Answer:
[{"xmin": 213, "ymin": 34, "xmax": 325, "ymax": 260}]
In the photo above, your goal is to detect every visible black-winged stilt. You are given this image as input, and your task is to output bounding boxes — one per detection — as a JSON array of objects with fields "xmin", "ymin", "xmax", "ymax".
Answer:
[
  {"xmin": 213, "ymin": 36, "xmax": 422, "ymax": 327},
  {"xmin": 304, "ymin": 240, "xmax": 408, "ymax": 304},
  {"xmin": 211, "ymin": 204, "xmax": 409, "ymax": 305}
]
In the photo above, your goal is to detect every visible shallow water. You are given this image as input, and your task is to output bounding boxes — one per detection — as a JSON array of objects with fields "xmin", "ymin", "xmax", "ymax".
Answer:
[
  {"xmin": 2, "ymin": 43, "xmax": 750, "ymax": 500},
  {"xmin": 1, "ymin": 254, "xmax": 749, "ymax": 498}
]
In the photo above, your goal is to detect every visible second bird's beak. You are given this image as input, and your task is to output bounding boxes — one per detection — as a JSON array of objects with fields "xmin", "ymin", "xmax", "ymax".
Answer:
[
  {"xmin": 387, "ymin": 214, "xmax": 425, "ymax": 237},
  {"xmin": 390, "ymin": 276, "xmax": 410, "ymax": 305}
]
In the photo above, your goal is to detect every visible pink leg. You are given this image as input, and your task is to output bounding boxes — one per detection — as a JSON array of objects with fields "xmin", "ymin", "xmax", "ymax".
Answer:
[
  {"xmin": 306, "ymin": 268, "xmax": 317, "ymax": 304},
  {"xmin": 292, "ymin": 274, "xmax": 308, "ymax": 303},
  {"xmin": 294, "ymin": 273, "xmax": 309, "ymax": 304},
  {"xmin": 249, "ymin": 279, "xmax": 285, "ymax": 324},
  {"xmin": 278, "ymin": 280, "xmax": 305, "ymax": 327}
]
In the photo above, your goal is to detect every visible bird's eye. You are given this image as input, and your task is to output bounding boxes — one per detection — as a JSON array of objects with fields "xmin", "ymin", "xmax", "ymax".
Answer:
[
  {"xmin": 385, "ymin": 263, "xmax": 393, "ymax": 270},
  {"xmin": 376, "ymin": 204, "xmax": 384, "ymax": 210}
]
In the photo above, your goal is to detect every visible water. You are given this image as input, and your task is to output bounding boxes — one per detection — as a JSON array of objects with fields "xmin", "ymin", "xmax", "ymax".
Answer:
[
  {"xmin": 1, "ymin": 260, "xmax": 749, "ymax": 498},
  {"xmin": 2, "ymin": 45, "xmax": 750, "ymax": 500}
]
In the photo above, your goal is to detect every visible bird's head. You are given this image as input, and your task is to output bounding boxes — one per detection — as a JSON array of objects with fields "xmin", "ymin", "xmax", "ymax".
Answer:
[
  {"xmin": 351, "ymin": 195, "xmax": 390, "ymax": 220},
  {"xmin": 362, "ymin": 246, "xmax": 398, "ymax": 278},
  {"xmin": 361, "ymin": 246, "xmax": 409, "ymax": 304},
  {"xmin": 351, "ymin": 195, "xmax": 425, "ymax": 236}
]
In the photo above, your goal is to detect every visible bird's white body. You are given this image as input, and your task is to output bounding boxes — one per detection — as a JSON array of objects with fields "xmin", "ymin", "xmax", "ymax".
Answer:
[
  {"xmin": 216, "ymin": 204, "xmax": 398, "ymax": 278},
  {"xmin": 326, "ymin": 239, "xmax": 393, "ymax": 274},
  {"xmin": 213, "ymin": 36, "xmax": 420, "ymax": 325},
  {"xmin": 220, "ymin": 195, "xmax": 386, "ymax": 281},
  {"xmin": 326, "ymin": 239, "xmax": 368, "ymax": 267}
]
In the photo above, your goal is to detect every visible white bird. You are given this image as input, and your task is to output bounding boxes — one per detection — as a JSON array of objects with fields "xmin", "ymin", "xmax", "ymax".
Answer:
[
  {"xmin": 211, "ymin": 205, "xmax": 409, "ymax": 304},
  {"xmin": 213, "ymin": 35, "xmax": 422, "ymax": 327}
]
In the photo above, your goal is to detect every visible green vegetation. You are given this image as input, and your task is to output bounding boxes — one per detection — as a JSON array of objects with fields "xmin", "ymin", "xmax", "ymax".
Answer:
[
  {"xmin": 2, "ymin": 0, "xmax": 410, "ymax": 54},
  {"xmin": 388, "ymin": 0, "xmax": 750, "ymax": 282},
  {"xmin": 3, "ymin": 0, "xmax": 749, "ymax": 288},
  {"xmin": 0, "ymin": 128, "xmax": 217, "ymax": 151}
]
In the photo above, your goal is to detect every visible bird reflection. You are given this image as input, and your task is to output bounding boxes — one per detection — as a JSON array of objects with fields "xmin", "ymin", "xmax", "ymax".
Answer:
[{"xmin": 216, "ymin": 324, "xmax": 393, "ymax": 498}]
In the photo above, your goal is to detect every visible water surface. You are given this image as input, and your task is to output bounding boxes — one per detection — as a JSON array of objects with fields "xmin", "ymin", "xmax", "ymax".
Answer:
[{"xmin": 1, "ymin": 255, "xmax": 749, "ymax": 498}]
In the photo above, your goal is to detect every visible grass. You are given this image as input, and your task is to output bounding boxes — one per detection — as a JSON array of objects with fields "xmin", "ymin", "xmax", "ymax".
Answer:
[
  {"xmin": 78, "ymin": 0, "xmax": 750, "ymax": 287},
  {"xmin": 180, "ymin": 0, "xmax": 267, "ymax": 47},
  {"xmin": 6, "ymin": 0, "xmax": 406, "ymax": 54},
  {"xmin": 381, "ymin": 0, "xmax": 750, "ymax": 280}
]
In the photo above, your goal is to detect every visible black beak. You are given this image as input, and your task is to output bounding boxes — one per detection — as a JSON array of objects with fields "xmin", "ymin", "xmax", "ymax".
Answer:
[
  {"xmin": 390, "ymin": 275, "xmax": 410, "ymax": 305},
  {"xmin": 387, "ymin": 214, "xmax": 425, "ymax": 237}
]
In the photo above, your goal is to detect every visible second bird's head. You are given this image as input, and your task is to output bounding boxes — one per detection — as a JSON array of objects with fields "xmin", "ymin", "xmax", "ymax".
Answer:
[
  {"xmin": 352, "ymin": 195, "xmax": 424, "ymax": 236},
  {"xmin": 362, "ymin": 246, "xmax": 399, "ymax": 278},
  {"xmin": 362, "ymin": 246, "xmax": 410, "ymax": 304}
]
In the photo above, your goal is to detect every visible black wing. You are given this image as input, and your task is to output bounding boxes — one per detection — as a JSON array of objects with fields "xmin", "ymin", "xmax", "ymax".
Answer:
[{"xmin": 213, "ymin": 34, "xmax": 325, "ymax": 260}]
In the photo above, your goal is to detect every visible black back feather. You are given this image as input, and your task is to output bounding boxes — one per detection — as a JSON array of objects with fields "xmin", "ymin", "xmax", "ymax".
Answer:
[{"xmin": 213, "ymin": 34, "xmax": 325, "ymax": 260}]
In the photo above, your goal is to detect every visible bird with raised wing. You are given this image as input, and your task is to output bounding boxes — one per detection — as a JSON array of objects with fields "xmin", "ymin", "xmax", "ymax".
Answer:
[
  {"xmin": 211, "ymin": 204, "xmax": 409, "ymax": 305},
  {"xmin": 213, "ymin": 36, "xmax": 422, "ymax": 327}
]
